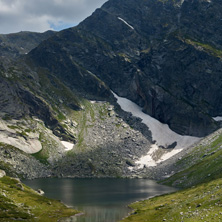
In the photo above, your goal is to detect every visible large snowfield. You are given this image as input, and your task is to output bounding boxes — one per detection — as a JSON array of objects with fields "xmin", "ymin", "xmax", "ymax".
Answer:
[{"xmin": 113, "ymin": 92, "xmax": 200, "ymax": 167}]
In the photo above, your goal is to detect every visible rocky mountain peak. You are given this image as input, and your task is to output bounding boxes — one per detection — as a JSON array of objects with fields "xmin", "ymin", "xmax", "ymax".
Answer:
[{"xmin": 26, "ymin": 0, "xmax": 222, "ymax": 137}]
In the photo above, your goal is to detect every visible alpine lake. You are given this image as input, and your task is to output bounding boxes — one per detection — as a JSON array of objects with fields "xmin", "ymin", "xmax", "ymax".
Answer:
[{"xmin": 23, "ymin": 178, "xmax": 177, "ymax": 222}]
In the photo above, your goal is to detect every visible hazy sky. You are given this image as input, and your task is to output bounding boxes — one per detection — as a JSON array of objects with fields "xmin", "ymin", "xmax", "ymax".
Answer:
[{"xmin": 0, "ymin": 0, "xmax": 108, "ymax": 34}]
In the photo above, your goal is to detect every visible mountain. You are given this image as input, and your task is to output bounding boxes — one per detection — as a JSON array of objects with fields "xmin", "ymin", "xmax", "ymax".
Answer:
[
  {"xmin": 28, "ymin": 0, "xmax": 222, "ymax": 137},
  {"xmin": 0, "ymin": 0, "xmax": 222, "ymax": 180},
  {"xmin": 2, "ymin": 0, "xmax": 222, "ymax": 221}
]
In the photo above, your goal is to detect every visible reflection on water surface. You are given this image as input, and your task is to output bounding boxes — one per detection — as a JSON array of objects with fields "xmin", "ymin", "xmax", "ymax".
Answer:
[{"xmin": 23, "ymin": 178, "xmax": 177, "ymax": 222}]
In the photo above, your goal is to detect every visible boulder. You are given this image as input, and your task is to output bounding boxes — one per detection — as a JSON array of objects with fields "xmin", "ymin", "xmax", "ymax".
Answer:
[
  {"xmin": 37, "ymin": 189, "xmax": 45, "ymax": 195},
  {"xmin": 0, "ymin": 169, "xmax": 6, "ymax": 178}
]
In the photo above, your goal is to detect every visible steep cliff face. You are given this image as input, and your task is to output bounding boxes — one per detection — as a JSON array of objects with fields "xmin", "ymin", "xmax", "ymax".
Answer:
[{"xmin": 29, "ymin": 0, "xmax": 222, "ymax": 136}]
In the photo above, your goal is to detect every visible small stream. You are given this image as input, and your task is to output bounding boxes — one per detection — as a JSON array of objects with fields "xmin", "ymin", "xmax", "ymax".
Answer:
[{"xmin": 23, "ymin": 178, "xmax": 177, "ymax": 222}]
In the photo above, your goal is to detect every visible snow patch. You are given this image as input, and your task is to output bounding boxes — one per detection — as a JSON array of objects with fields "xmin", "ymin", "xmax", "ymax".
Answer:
[
  {"xmin": 118, "ymin": 17, "xmax": 134, "ymax": 30},
  {"xmin": 112, "ymin": 92, "xmax": 200, "ymax": 167},
  {"xmin": 213, "ymin": 116, "xmax": 222, "ymax": 121},
  {"xmin": 61, "ymin": 141, "xmax": 74, "ymax": 151},
  {"xmin": 135, "ymin": 144, "xmax": 158, "ymax": 168},
  {"xmin": 156, "ymin": 148, "xmax": 182, "ymax": 163}
]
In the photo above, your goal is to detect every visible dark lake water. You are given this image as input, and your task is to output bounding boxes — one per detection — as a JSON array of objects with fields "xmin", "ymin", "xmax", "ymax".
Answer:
[{"xmin": 23, "ymin": 178, "xmax": 177, "ymax": 222}]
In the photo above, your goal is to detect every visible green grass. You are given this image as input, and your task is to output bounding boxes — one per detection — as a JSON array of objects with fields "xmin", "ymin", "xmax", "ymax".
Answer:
[
  {"xmin": 31, "ymin": 67, "xmax": 82, "ymax": 128},
  {"xmin": 31, "ymin": 133, "xmax": 49, "ymax": 164},
  {"xmin": 98, "ymin": 103, "xmax": 109, "ymax": 120},
  {"xmin": 121, "ymin": 178, "xmax": 222, "ymax": 222},
  {"xmin": 185, "ymin": 39, "xmax": 222, "ymax": 58},
  {"xmin": 7, "ymin": 125, "xmax": 21, "ymax": 130},
  {"xmin": 37, "ymin": 68, "xmax": 81, "ymax": 109},
  {"xmin": 0, "ymin": 176, "xmax": 79, "ymax": 221},
  {"xmin": 163, "ymin": 132, "xmax": 222, "ymax": 188},
  {"xmin": 31, "ymin": 150, "xmax": 49, "ymax": 165},
  {"xmin": 71, "ymin": 99, "xmax": 97, "ymax": 150},
  {"xmin": 57, "ymin": 111, "xmax": 66, "ymax": 121},
  {"xmin": 73, "ymin": 102, "xmax": 88, "ymax": 149},
  {"xmin": 0, "ymin": 161, "xmax": 17, "ymax": 178},
  {"xmin": 2, "ymin": 115, "xmax": 12, "ymax": 121},
  {"xmin": 122, "ymin": 130, "xmax": 222, "ymax": 221},
  {"xmin": 69, "ymin": 99, "xmax": 111, "ymax": 151}
]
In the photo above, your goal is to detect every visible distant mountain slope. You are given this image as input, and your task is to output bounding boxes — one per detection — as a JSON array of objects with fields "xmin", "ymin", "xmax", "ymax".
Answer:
[{"xmin": 0, "ymin": 30, "xmax": 55, "ymax": 60}]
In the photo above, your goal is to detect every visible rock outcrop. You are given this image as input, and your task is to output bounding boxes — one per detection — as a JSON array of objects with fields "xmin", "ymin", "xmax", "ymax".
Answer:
[
  {"xmin": 0, "ymin": 143, "xmax": 51, "ymax": 179},
  {"xmin": 0, "ymin": 169, "xmax": 6, "ymax": 178}
]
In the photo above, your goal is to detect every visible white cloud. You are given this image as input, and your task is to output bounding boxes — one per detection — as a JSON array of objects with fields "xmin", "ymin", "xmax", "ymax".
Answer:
[{"xmin": 0, "ymin": 0, "xmax": 107, "ymax": 34}]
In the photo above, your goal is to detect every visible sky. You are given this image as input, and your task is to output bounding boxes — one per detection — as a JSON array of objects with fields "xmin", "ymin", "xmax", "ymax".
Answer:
[{"xmin": 0, "ymin": 0, "xmax": 108, "ymax": 34}]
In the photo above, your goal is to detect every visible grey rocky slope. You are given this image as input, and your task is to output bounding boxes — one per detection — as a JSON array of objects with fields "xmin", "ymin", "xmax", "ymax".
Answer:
[
  {"xmin": 1, "ymin": 0, "xmax": 222, "ymax": 179},
  {"xmin": 0, "ymin": 143, "xmax": 51, "ymax": 179}
]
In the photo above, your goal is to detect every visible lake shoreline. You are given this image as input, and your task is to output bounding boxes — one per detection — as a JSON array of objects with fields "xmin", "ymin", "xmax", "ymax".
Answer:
[{"xmin": 23, "ymin": 178, "xmax": 177, "ymax": 222}]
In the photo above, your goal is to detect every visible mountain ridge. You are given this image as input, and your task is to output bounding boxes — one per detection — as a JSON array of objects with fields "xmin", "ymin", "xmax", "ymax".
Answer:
[
  {"xmin": 1, "ymin": 0, "xmax": 222, "ymax": 221},
  {"xmin": 27, "ymin": 0, "xmax": 222, "ymax": 137}
]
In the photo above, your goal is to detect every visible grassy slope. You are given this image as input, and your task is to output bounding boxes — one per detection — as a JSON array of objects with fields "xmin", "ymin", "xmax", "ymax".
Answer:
[
  {"xmin": 122, "ymin": 178, "xmax": 222, "ymax": 222},
  {"xmin": 163, "ymin": 129, "xmax": 222, "ymax": 188},
  {"xmin": 0, "ymin": 176, "xmax": 79, "ymax": 222},
  {"xmin": 122, "ymin": 129, "xmax": 222, "ymax": 221}
]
